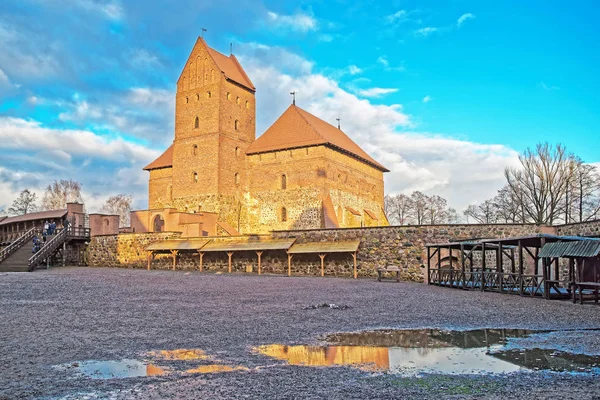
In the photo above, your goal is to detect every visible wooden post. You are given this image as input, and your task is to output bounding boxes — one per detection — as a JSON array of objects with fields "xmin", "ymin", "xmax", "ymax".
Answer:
[
  {"xmin": 426, "ymin": 246, "xmax": 431, "ymax": 284},
  {"xmin": 147, "ymin": 251, "xmax": 152, "ymax": 270},
  {"xmin": 319, "ymin": 254, "xmax": 326, "ymax": 277},
  {"xmin": 510, "ymin": 248, "xmax": 516, "ymax": 274},
  {"xmin": 498, "ymin": 243, "xmax": 503, "ymax": 292},
  {"xmin": 287, "ymin": 253, "xmax": 293, "ymax": 276},
  {"xmin": 199, "ymin": 252, "xmax": 204, "ymax": 272},
  {"xmin": 227, "ymin": 252, "xmax": 233, "ymax": 273},
  {"xmin": 448, "ymin": 246, "xmax": 453, "ymax": 286},
  {"xmin": 256, "ymin": 251, "xmax": 263, "ymax": 275},
  {"xmin": 554, "ymin": 257, "xmax": 559, "ymax": 281},
  {"xmin": 518, "ymin": 240, "xmax": 524, "ymax": 295},
  {"xmin": 62, "ymin": 242, "xmax": 66, "ymax": 267},
  {"xmin": 352, "ymin": 252, "xmax": 357, "ymax": 279},
  {"xmin": 171, "ymin": 250, "xmax": 178, "ymax": 270},
  {"xmin": 481, "ymin": 243, "xmax": 486, "ymax": 291},
  {"xmin": 460, "ymin": 244, "xmax": 466, "ymax": 289}
]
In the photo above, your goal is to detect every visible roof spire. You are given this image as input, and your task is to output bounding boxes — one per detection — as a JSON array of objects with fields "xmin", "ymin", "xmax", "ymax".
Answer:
[
  {"xmin": 230, "ymin": 42, "xmax": 233, "ymax": 55},
  {"xmin": 201, "ymin": 28, "xmax": 207, "ymax": 37},
  {"xmin": 336, "ymin": 117, "xmax": 341, "ymax": 130},
  {"xmin": 290, "ymin": 91, "xmax": 297, "ymax": 105}
]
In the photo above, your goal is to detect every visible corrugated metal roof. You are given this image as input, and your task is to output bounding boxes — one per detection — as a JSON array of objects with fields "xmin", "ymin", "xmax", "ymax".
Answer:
[
  {"xmin": 200, "ymin": 238, "xmax": 296, "ymax": 252},
  {"xmin": 146, "ymin": 239, "xmax": 212, "ymax": 251},
  {"xmin": 287, "ymin": 240, "xmax": 360, "ymax": 254},
  {"xmin": 539, "ymin": 240, "xmax": 600, "ymax": 258}
]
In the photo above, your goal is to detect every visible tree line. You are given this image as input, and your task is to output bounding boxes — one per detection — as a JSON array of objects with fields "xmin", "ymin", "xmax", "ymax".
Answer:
[
  {"xmin": 385, "ymin": 143, "xmax": 600, "ymax": 226},
  {"xmin": 2, "ymin": 179, "xmax": 132, "ymax": 228}
]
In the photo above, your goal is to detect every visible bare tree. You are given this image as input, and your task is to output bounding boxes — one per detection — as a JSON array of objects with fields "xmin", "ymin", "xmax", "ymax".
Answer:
[
  {"xmin": 425, "ymin": 195, "xmax": 448, "ymax": 224},
  {"xmin": 504, "ymin": 143, "xmax": 576, "ymax": 225},
  {"xmin": 8, "ymin": 189, "xmax": 38, "ymax": 215},
  {"xmin": 446, "ymin": 208, "xmax": 460, "ymax": 224},
  {"xmin": 493, "ymin": 185, "xmax": 525, "ymax": 223},
  {"xmin": 100, "ymin": 194, "xmax": 132, "ymax": 227},
  {"xmin": 410, "ymin": 191, "xmax": 428, "ymax": 225},
  {"xmin": 384, "ymin": 193, "xmax": 413, "ymax": 225},
  {"xmin": 41, "ymin": 179, "xmax": 84, "ymax": 210},
  {"xmin": 463, "ymin": 200, "xmax": 497, "ymax": 224},
  {"xmin": 567, "ymin": 161, "xmax": 600, "ymax": 222}
]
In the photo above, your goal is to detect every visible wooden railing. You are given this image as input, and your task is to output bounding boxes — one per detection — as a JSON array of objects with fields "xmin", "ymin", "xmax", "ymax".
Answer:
[
  {"xmin": 27, "ymin": 227, "xmax": 90, "ymax": 271},
  {"xmin": 0, "ymin": 227, "xmax": 36, "ymax": 263}
]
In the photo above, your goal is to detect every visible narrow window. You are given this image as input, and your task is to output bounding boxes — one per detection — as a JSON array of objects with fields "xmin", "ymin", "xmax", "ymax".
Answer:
[
  {"xmin": 193, "ymin": 172, "xmax": 198, "ymax": 183},
  {"xmin": 281, "ymin": 174, "xmax": 287, "ymax": 190},
  {"xmin": 196, "ymin": 93, "xmax": 200, "ymax": 101},
  {"xmin": 185, "ymin": 96, "xmax": 189, "ymax": 104},
  {"xmin": 227, "ymin": 92, "xmax": 231, "ymax": 100},
  {"xmin": 235, "ymin": 147, "xmax": 240, "ymax": 157},
  {"xmin": 245, "ymin": 100, "xmax": 249, "ymax": 109},
  {"xmin": 281, "ymin": 207, "xmax": 287, "ymax": 222},
  {"xmin": 235, "ymin": 173, "xmax": 240, "ymax": 185},
  {"xmin": 207, "ymin": 91, "xmax": 211, "ymax": 98},
  {"xmin": 306, "ymin": 148, "xmax": 309, "ymax": 155},
  {"xmin": 234, "ymin": 120, "xmax": 239, "ymax": 130},
  {"xmin": 236, "ymin": 96, "xmax": 240, "ymax": 105},
  {"xmin": 194, "ymin": 116, "xmax": 199, "ymax": 129},
  {"xmin": 192, "ymin": 145, "xmax": 198, "ymax": 155}
]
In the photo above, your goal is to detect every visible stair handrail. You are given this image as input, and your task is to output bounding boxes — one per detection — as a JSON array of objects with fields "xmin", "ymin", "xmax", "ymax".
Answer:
[
  {"xmin": 0, "ymin": 227, "xmax": 36, "ymax": 263},
  {"xmin": 28, "ymin": 228, "xmax": 69, "ymax": 271}
]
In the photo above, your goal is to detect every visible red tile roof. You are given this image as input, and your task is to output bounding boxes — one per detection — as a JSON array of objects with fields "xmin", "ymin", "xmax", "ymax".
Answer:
[
  {"xmin": 0, "ymin": 209, "xmax": 67, "ymax": 226},
  {"xmin": 246, "ymin": 105, "xmax": 389, "ymax": 172},
  {"xmin": 144, "ymin": 144, "xmax": 174, "ymax": 171},
  {"xmin": 206, "ymin": 46, "xmax": 255, "ymax": 92}
]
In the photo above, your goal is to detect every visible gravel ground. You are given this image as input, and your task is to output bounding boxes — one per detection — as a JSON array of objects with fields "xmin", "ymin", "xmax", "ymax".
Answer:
[{"xmin": 1, "ymin": 267, "xmax": 600, "ymax": 399}]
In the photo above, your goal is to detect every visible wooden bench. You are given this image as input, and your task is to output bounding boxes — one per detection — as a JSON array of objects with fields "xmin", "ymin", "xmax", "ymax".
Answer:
[
  {"xmin": 377, "ymin": 266, "xmax": 401, "ymax": 282},
  {"xmin": 572, "ymin": 282, "xmax": 600, "ymax": 304}
]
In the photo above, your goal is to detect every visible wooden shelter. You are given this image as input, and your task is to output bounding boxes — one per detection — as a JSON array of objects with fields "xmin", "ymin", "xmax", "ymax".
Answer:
[
  {"xmin": 286, "ymin": 240, "xmax": 360, "ymax": 278},
  {"xmin": 426, "ymin": 234, "xmax": 592, "ymax": 300}
]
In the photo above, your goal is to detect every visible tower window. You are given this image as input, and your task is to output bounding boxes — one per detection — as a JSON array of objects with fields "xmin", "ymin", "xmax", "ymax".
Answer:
[
  {"xmin": 245, "ymin": 100, "xmax": 249, "ymax": 109},
  {"xmin": 281, "ymin": 174, "xmax": 287, "ymax": 190},
  {"xmin": 196, "ymin": 93, "xmax": 200, "ymax": 101},
  {"xmin": 192, "ymin": 145, "xmax": 198, "ymax": 156},
  {"xmin": 227, "ymin": 92, "xmax": 231, "ymax": 100},
  {"xmin": 235, "ymin": 173, "xmax": 240, "ymax": 185},
  {"xmin": 281, "ymin": 207, "xmax": 287, "ymax": 222},
  {"xmin": 207, "ymin": 91, "xmax": 211, "ymax": 98},
  {"xmin": 234, "ymin": 120, "xmax": 239, "ymax": 130},
  {"xmin": 192, "ymin": 172, "xmax": 198, "ymax": 183},
  {"xmin": 185, "ymin": 97, "xmax": 189, "ymax": 104},
  {"xmin": 236, "ymin": 96, "xmax": 240, "ymax": 105},
  {"xmin": 194, "ymin": 116, "xmax": 199, "ymax": 129},
  {"xmin": 235, "ymin": 147, "xmax": 240, "ymax": 157}
]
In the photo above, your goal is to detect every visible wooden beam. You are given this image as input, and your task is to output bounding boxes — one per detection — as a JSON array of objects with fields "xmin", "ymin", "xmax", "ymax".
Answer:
[
  {"xmin": 460, "ymin": 244, "xmax": 466, "ymax": 289},
  {"xmin": 426, "ymin": 246, "xmax": 431, "ymax": 284},
  {"xmin": 481, "ymin": 243, "xmax": 486, "ymax": 291},
  {"xmin": 147, "ymin": 251, "xmax": 152, "ymax": 270},
  {"xmin": 171, "ymin": 250, "xmax": 178, "ymax": 271},
  {"xmin": 199, "ymin": 252, "xmax": 204, "ymax": 272},
  {"xmin": 518, "ymin": 240, "xmax": 524, "ymax": 295},
  {"xmin": 352, "ymin": 252, "xmax": 357, "ymax": 279},
  {"xmin": 256, "ymin": 251, "xmax": 263, "ymax": 275},
  {"xmin": 319, "ymin": 254, "xmax": 326, "ymax": 277},
  {"xmin": 287, "ymin": 253, "xmax": 293, "ymax": 276},
  {"xmin": 227, "ymin": 252, "xmax": 234, "ymax": 273}
]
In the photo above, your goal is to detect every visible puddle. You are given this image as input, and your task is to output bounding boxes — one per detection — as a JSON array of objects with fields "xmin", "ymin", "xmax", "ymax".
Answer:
[
  {"xmin": 62, "ymin": 359, "xmax": 167, "ymax": 379},
  {"xmin": 254, "ymin": 329, "xmax": 600, "ymax": 376},
  {"xmin": 186, "ymin": 364, "xmax": 250, "ymax": 374},
  {"xmin": 147, "ymin": 349, "xmax": 210, "ymax": 361}
]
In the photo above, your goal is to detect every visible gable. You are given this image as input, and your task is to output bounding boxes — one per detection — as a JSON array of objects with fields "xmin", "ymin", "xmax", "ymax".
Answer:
[{"xmin": 246, "ymin": 105, "xmax": 389, "ymax": 172}]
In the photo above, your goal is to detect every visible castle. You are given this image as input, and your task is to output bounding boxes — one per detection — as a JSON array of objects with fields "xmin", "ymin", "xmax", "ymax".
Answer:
[{"xmin": 131, "ymin": 37, "xmax": 389, "ymax": 235}]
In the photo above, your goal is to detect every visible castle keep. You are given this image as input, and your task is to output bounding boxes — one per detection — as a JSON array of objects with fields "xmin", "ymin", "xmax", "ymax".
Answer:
[{"xmin": 131, "ymin": 37, "xmax": 389, "ymax": 235}]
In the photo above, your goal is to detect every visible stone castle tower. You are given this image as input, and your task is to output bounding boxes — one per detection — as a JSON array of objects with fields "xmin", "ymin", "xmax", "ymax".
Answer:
[{"xmin": 137, "ymin": 37, "xmax": 389, "ymax": 235}]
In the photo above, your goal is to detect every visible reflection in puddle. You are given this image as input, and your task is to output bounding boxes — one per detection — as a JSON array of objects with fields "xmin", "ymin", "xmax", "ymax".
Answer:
[
  {"xmin": 65, "ymin": 359, "xmax": 166, "ymax": 379},
  {"xmin": 148, "ymin": 349, "xmax": 209, "ymax": 361},
  {"xmin": 254, "ymin": 329, "xmax": 600, "ymax": 376},
  {"xmin": 186, "ymin": 364, "xmax": 250, "ymax": 374}
]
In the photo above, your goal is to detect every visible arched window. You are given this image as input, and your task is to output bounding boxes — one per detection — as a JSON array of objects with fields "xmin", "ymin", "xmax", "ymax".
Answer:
[
  {"xmin": 236, "ymin": 96, "xmax": 240, "ymax": 105},
  {"xmin": 235, "ymin": 147, "xmax": 240, "ymax": 157},
  {"xmin": 196, "ymin": 93, "xmax": 200, "ymax": 101},
  {"xmin": 192, "ymin": 145, "xmax": 198, "ymax": 156},
  {"xmin": 227, "ymin": 92, "xmax": 231, "ymax": 100},
  {"xmin": 281, "ymin": 174, "xmax": 287, "ymax": 190},
  {"xmin": 153, "ymin": 215, "xmax": 164, "ymax": 232},
  {"xmin": 281, "ymin": 207, "xmax": 287, "ymax": 222},
  {"xmin": 245, "ymin": 100, "xmax": 249, "ymax": 109},
  {"xmin": 185, "ymin": 96, "xmax": 189, "ymax": 104},
  {"xmin": 192, "ymin": 172, "xmax": 198, "ymax": 183},
  {"xmin": 234, "ymin": 120, "xmax": 239, "ymax": 130},
  {"xmin": 206, "ymin": 91, "xmax": 211, "ymax": 98},
  {"xmin": 194, "ymin": 116, "xmax": 199, "ymax": 129},
  {"xmin": 104, "ymin": 218, "xmax": 110, "ymax": 227},
  {"xmin": 235, "ymin": 173, "xmax": 240, "ymax": 185}
]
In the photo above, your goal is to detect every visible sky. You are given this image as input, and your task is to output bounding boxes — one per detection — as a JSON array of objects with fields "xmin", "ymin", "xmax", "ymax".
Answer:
[{"xmin": 0, "ymin": 0, "xmax": 598, "ymax": 215}]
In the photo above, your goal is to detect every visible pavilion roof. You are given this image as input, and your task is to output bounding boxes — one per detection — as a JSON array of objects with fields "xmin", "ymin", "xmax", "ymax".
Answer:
[
  {"xmin": 0, "ymin": 209, "xmax": 67, "ymax": 226},
  {"xmin": 287, "ymin": 240, "xmax": 361, "ymax": 254}
]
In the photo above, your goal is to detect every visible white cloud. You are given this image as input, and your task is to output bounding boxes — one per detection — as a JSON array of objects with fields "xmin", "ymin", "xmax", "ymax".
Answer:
[
  {"xmin": 415, "ymin": 27, "xmax": 438, "ymax": 36},
  {"xmin": 128, "ymin": 49, "xmax": 162, "ymax": 69},
  {"xmin": 423, "ymin": 95, "xmax": 432, "ymax": 103},
  {"xmin": 0, "ymin": 68, "xmax": 10, "ymax": 88},
  {"xmin": 67, "ymin": 0, "xmax": 124, "ymax": 20},
  {"xmin": 377, "ymin": 56, "xmax": 406, "ymax": 72},
  {"xmin": 348, "ymin": 65, "xmax": 362, "ymax": 75},
  {"xmin": 457, "ymin": 13, "xmax": 475, "ymax": 27},
  {"xmin": 355, "ymin": 87, "xmax": 399, "ymax": 98},
  {"xmin": 385, "ymin": 10, "xmax": 407, "ymax": 24},
  {"xmin": 266, "ymin": 11, "xmax": 317, "ymax": 33},
  {"xmin": 539, "ymin": 82, "xmax": 560, "ymax": 91}
]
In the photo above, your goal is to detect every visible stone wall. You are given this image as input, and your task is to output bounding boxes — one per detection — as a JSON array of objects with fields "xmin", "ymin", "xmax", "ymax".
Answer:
[{"xmin": 557, "ymin": 220, "xmax": 600, "ymax": 237}]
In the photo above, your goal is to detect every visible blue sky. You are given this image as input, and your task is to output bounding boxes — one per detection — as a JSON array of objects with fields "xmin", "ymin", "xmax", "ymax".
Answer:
[{"xmin": 0, "ymin": 0, "xmax": 598, "ymax": 214}]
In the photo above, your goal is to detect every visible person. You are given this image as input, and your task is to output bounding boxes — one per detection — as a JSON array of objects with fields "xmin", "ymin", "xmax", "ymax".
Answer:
[
  {"xmin": 42, "ymin": 232, "xmax": 47, "ymax": 244},
  {"xmin": 63, "ymin": 217, "xmax": 70, "ymax": 233},
  {"xmin": 50, "ymin": 221, "xmax": 56, "ymax": 235},
  {"xmin": 43, "ymin": 221, "xmax": 49, "ymax": 235}
]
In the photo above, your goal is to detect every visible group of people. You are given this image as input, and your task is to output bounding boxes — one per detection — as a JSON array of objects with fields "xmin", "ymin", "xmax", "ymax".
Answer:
[{"xmin": 31, "ymin": 220, "xmax": 62, "ymax": 254}]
